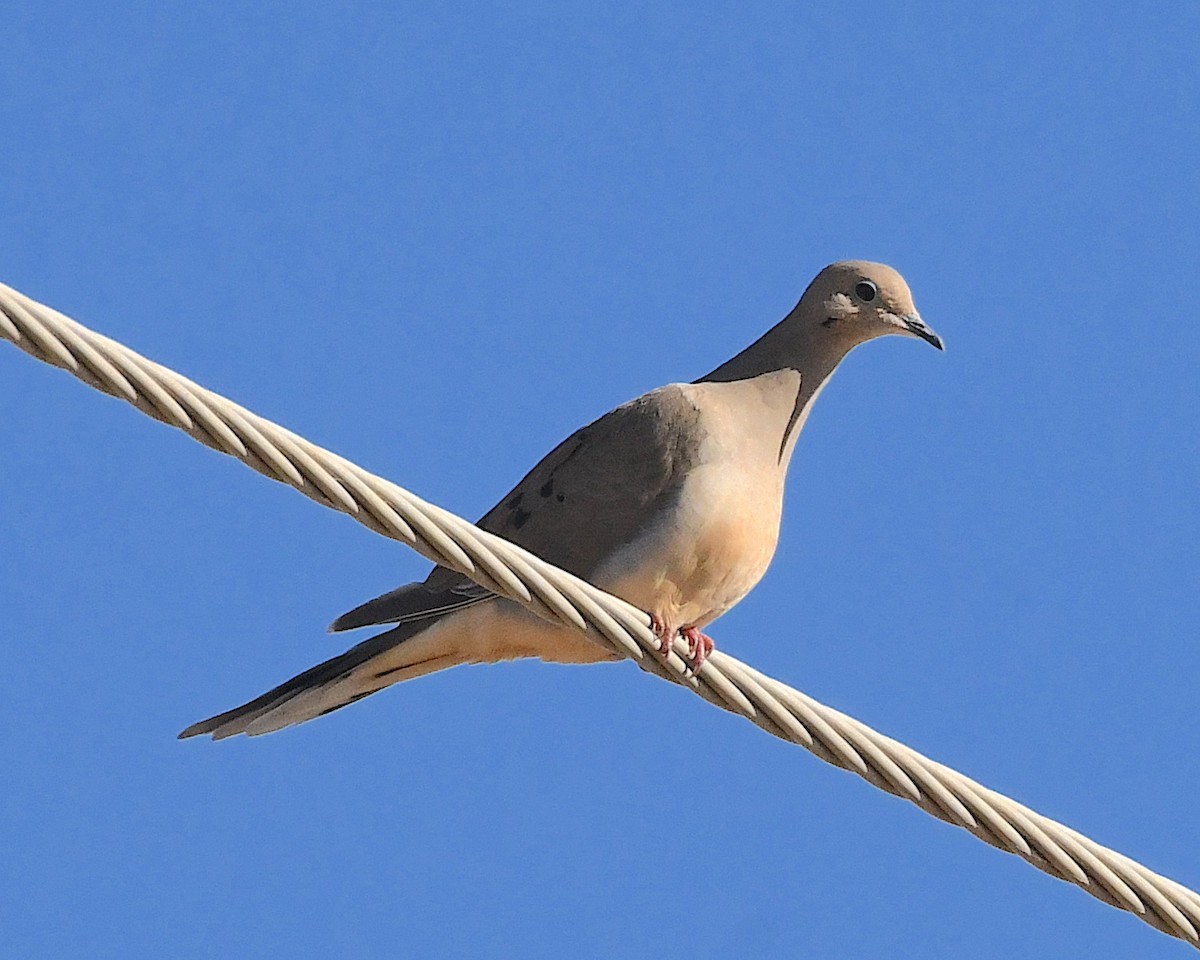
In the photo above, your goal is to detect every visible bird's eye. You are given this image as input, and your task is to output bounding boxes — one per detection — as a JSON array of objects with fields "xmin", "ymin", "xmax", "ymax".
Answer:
[{"xmin": 855, "ymin": 280, "xmax": 877, "ymax": 303}]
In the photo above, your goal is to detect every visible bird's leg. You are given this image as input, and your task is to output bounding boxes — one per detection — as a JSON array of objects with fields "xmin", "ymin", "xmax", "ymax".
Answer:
[
  {"xmin": 649, "ymin": 612, "xmax": 676, "ymax": 657},
  {"xmin": 680, "ymin": 625, "xmax": 714, "ymax": 672}
]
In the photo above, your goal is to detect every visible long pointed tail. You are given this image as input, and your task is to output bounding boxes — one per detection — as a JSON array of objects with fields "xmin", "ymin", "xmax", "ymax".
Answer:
[{"xmin": 179, "ymin": 616, "xmax": 473, "ymax": 740}]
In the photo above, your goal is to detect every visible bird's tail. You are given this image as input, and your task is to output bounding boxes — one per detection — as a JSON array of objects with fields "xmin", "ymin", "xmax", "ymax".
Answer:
[{"xmin": 178, "ymin": 616, "xmax": 473, "ymax": 740}]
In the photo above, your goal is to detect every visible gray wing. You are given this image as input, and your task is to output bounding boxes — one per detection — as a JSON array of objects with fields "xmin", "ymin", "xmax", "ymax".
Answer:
[
  {"xmin": 329, "ymin": 580, "xmax": 492, "ymax": 632},
  {"xmin": 330, "ymin": 384, "xmax": 704, "ymax": 632}
]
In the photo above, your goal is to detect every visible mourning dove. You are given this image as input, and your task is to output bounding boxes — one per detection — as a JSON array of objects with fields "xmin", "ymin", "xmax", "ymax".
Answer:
[{"xmin": 181, "ymin": 261, "xmax": 941, "ymax": 739}]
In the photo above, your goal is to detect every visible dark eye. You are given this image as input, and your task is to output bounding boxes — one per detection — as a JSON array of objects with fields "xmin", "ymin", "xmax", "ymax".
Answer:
[{"xmin": 855, "ymin": 280, "xmax": 877, "ymax": 302}]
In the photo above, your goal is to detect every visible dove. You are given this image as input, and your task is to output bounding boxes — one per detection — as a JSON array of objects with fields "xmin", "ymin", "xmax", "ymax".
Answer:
[{"xmin": 180, "ymin": 260, "xmax": 942, "ymax": 739}]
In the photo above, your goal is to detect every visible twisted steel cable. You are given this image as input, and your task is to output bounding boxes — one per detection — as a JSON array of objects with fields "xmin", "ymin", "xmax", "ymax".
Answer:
[{"xmin": 2, "ymin": 279, "xmax": 1197, "ymax": 947}]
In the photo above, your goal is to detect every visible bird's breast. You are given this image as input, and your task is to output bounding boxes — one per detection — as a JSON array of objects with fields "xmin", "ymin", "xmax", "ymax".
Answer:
[{"xmin": 594, "ymin": 456, "xmax": 784, "ymax": 629}]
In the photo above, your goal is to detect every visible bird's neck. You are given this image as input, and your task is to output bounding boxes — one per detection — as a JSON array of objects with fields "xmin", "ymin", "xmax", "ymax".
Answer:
[{"xmin": 696, "ymin": 313, "xmax": 856, "ymax": 468}]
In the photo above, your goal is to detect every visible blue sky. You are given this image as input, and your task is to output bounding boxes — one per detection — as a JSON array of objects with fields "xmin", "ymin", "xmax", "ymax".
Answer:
[{"xmin": 2, "ymin": 3, "xmax": 1198, "ymax": 957}]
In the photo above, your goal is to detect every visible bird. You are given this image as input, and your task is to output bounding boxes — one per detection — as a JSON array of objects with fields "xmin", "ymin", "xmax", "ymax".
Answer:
[{"xmin": 180, "ymin": 260, "xmax": 942, "ymax": 740}]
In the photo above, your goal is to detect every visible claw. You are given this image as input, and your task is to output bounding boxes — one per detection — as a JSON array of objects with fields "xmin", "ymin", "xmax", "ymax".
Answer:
[
  {"xmin": 649, "ymin": 616, "xmax": 715, "ymax": 671},
  {"xmin": 681, "ymin": 625, "xmax": 714, "ymax": 673},
  {"xmin": 649, "ymin": 612, "xmax": 675, "ymax": 657}
]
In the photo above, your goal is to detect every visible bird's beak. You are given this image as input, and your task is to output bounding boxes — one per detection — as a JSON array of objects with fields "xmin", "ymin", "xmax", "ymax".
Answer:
[{"xmin": 898, "ymin": 311, "xmax": 943, "ymax": 351}]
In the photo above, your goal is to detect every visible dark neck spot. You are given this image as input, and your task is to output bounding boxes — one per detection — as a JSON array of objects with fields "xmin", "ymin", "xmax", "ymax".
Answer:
[{"xmin": 777, "ymin": 372, "xmax": 807, "ymax": 463}]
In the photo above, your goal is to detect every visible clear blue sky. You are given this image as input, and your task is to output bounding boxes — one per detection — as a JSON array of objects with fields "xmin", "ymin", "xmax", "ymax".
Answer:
[{"xmin": 2, "ymin": 3, "xmax": 1198, "ymax": 957}]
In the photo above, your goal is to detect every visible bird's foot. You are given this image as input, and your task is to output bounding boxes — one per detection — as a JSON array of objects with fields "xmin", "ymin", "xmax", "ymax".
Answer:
[
  {"xmin": 649, "ymin": 612, "xmax": 675, "ymax": 657},
  {"xmin": 649, "ymin": 616, "xmax": 714, "ymax": 673},
  {"xmin": 681, "ymin": 625, "xmax": 714, "ymax": 673}
]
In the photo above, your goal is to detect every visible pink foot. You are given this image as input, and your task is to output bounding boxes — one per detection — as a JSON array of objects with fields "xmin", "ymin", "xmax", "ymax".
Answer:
[
  {"xmin": 649, "ymin": 612, "xmax": 675, "ymax": 657},
  {"xmin": 681, "ymin": 625, "xmax": 714, "ymax": 673}
]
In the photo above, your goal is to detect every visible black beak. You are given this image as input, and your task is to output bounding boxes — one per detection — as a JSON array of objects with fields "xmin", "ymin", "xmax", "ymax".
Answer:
[{"xmin": 902, "ymin": 312, "xmax": 944, "ymax": 351}]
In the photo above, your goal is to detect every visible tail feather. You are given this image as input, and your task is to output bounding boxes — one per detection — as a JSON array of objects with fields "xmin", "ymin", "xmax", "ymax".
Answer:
[
  {"xmin": 179, "ymin": 593, "xmax": 614, "ymax": 741},
  {"xmin": 238, "ymin": 654, "xmax": 462, "ymax": 737},
  {"xmin": 179, "ymin": 620, "xmax": 468, "ymax": 740}
]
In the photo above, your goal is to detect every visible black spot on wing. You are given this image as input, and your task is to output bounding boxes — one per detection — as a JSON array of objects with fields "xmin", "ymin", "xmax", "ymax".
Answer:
[
  {"xmin": 503, "ymin": 491, "xmax": 532, "ymax": 529},
  {"xmin": 315, "ymin": 691, "xmax": 374, "ymax": 719}
]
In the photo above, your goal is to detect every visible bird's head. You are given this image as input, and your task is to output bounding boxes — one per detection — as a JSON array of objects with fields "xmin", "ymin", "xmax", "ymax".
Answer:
[
  {"xmin": 698, "ymin": 259, "xmax": 942, "ymax": 385},
  {"xmin": 801, "ymin": 260, "xmax": 943, "ymax": 351}
]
